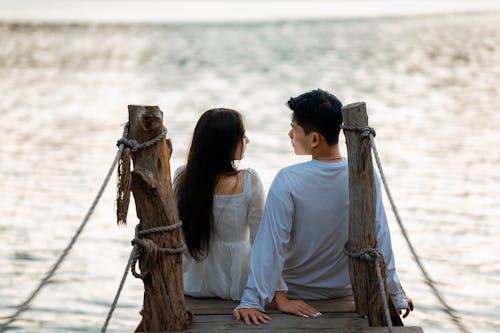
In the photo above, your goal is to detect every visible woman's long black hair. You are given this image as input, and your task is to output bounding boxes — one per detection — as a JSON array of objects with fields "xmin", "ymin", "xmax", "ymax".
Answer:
[{"xmin": 175, "ymin": 108, "xmax": 245, "ymax": 261}]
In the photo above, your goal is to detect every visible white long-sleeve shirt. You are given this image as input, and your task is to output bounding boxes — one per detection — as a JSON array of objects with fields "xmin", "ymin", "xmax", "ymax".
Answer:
[{"xmin": 236, "ymin": 159, "xmax": 407, "ymax": 312}]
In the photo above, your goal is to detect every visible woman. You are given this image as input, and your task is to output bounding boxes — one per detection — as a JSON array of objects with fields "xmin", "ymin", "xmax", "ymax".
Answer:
[{"xmin": 174, "ymin": 108, "xmax": 265, "ymax": 300}]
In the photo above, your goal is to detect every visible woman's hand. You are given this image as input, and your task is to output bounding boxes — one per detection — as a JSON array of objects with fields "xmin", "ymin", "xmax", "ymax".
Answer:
[{"xmin": 274, "ymin": 291, "xmax": 321, "ymax": 318}]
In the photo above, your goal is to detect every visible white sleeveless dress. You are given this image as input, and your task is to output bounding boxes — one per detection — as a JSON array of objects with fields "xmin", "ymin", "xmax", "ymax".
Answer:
[{"xmin": 174, "ymin": 168, "xmax": 265, "ymax": 300}]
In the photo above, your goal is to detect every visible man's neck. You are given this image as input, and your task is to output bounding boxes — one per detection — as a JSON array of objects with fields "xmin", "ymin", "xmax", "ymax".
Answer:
[{"xmin": 311, "ymin": 145, "xmax": 343, "ymax": 163}]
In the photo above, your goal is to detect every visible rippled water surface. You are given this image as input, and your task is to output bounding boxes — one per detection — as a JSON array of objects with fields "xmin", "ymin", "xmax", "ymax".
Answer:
[{"xmin": 1, "ymin": 12, "xmax": 500, "ymax": 332}]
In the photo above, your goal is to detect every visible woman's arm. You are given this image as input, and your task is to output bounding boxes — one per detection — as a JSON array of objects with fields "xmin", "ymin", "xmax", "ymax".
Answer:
[{"xmin": 245, "ymin": 168, "xmax": 265, "ymax": 244}]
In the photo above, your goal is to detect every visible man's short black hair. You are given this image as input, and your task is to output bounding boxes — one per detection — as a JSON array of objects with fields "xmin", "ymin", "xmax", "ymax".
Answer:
[{"xmin": 287, "ymin": 89, "xmax": 343, "ymax": 146}]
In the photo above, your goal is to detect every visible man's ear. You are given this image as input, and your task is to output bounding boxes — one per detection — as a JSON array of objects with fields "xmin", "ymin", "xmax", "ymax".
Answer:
[{"xmin": 311, "ymin": 132, "xmax": 320, "ymax": 148}]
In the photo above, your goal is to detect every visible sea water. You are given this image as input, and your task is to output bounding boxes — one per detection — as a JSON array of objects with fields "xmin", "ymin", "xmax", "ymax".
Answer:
[{"xmin": 1, "ymin": 12, "xmax": 500, "ymax": 332}]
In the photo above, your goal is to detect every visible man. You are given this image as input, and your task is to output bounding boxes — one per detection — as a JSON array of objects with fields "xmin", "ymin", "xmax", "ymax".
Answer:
[{"xmin": 233, "ymin": 89, "xmax": 413, "ymax": 325}]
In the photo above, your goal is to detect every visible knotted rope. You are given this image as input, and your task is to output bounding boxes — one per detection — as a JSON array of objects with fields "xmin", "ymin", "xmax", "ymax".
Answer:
[
  {"xmin": 341, "ymin": 124, "xmax": 376, "ymax": 138},
  {"xmin": 130, "ymin": 222, "xmax": 186, "ymax": 279},
  {"xmin": 345, "ymin": 246, "xmax": 393, "ymax": 333},
  {"xmin": 117, "ymin": 126, "xmax": 168, "ymax": 152},
  {"xmin": 342, "ymin": 124, "xmax": 471, "ymax": 333},
  {"xmin": 101, "ymin": 222, "xmax": 185, "ymax": 333}
]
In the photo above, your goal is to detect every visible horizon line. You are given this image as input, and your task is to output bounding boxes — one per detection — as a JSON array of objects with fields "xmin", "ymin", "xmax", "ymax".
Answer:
[{"xmin": 2, "ymin": 1, "xmax": 500, "ymax": 24}]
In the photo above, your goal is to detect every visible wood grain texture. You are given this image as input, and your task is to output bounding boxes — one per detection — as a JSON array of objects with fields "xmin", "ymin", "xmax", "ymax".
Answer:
[
  {"xmin": 185, "ymin": 296, "xmax": 356, "ymax": 315},
  {"xmin": 342, "ymin": 102, "xmax": 391, "ymax": 326},
  {"xmin": 127, "ymin": 105, "xmax": 192, "ymax": 331},
  {"xmin": 138, "ymin": 297, "xmax": 422, "ymax": 332},
  {"xmin": 137, "ymin": 294, "xmax": 422, "ymax": 332}
]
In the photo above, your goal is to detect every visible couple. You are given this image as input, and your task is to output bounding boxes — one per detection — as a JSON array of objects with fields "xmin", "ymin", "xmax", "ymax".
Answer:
[{"xmin": 173, "ymin": 89, "xmax": 414, "ymax": 326}]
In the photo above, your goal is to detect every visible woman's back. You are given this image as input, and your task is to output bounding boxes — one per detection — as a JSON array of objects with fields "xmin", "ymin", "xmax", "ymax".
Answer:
[
  {"xmin": 176, "ymin": 167, "xmax": 265, "ymax": 300},
  {"xmin": 213, "ymin": 169, "xmax": 262, "ymax": 243}
]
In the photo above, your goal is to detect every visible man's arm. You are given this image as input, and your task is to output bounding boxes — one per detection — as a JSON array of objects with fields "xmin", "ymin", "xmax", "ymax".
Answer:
[{"xmin": 233, "ymin": 173, "xmax": 294, "ymax": 324}]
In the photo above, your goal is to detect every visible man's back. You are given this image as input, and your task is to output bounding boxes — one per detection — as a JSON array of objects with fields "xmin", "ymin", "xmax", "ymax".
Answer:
[
  {"xmin": 239, "ymin": 158, "xmax": 403, "ymax": 312},
  {"xmin": 274, "ymin": 159, "xmax": 351, "ymax": 299}
]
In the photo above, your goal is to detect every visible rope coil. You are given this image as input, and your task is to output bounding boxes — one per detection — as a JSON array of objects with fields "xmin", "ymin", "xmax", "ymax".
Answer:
[
  {"xmin": 345, "ymin": 246, "xmax": 394, "ymax": 332},
  {"xmin": 138, "ymin": 223, "xmax": 183, "ymax": 236},
  {"xmin": 130, "ymin": 222, "xmax": 186, "ymax": 279},
  {"xmin": 341, "ymin": 124, "xmax": 376, "ymax": 138},
  {"xmin": 117, "ymin": 126, "xmax": 168, "ymax": 152},
  {"xmin": 345, "ymin": 246, "xmax": 382, "ymax": 263},
  {"xmin": 103, "ymin": 222, "xmax": 186, "ymax": 331}
]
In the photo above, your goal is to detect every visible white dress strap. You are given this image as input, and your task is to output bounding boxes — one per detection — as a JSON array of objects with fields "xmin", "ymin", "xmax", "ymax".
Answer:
[{"xmin": 243, "ymin": 169, "xmax": 251, "ymax": 200}]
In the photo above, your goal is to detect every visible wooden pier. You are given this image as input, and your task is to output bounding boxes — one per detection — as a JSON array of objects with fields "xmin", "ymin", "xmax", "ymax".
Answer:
[
  {"xmin": 168, "ymin": 296, "xmax": 423, "ymax": 333},
  {"xmin": 126, "ymin": 104, "xmax": 424, "ymax": 332}
]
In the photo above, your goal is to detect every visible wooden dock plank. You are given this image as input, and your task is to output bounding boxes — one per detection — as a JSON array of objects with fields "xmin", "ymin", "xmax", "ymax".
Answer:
[
  {"xmin": 163, "ymin": 313, "xmax": 367, "ymax": 332},
  {"xmin": 164, "ymin": 328, "xmax": 423, "ymax": 333},
  {"xmin": 145, "ymin": 297, "xmax": 423, "ymax": 333},
  {"xmin": 185, "ymin": 296, "xmax": 356, "ymax": 315},
  {"xmin": 191, "ymin": 313, "xmax": 367, "ymax": 327}
]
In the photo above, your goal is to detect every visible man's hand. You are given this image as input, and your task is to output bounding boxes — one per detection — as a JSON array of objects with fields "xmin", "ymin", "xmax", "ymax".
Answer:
[
  {"xmin": 233, "ymin": 308, "xmax": 272, "ymax": 326},
  {"xmin": 402, "ymin": 297, "xmax": 414, "ymax": 318},
  {"xmin": 274, "ymin": 291, "xmax": 321, "ymax": 318}
]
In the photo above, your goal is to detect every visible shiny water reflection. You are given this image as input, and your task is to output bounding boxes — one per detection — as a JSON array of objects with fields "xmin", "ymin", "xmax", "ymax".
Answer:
[{"xmin": 1, "ymin": 12, "xmax": 500, "ymax": 332}]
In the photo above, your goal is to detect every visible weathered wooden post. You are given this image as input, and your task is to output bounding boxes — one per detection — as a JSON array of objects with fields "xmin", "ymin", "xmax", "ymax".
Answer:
[
  {"xmin": 342, "ymin": 102, "xmax": 397, "ymax": 326},
  {"xmin": 119, "ymin": 105, "xmax": 192, "ymax": 331}
]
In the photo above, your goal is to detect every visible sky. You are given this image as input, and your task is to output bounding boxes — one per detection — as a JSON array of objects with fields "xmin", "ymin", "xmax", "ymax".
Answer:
[{"xmin": 1, "ymin": 0, "xmax": 500, "ymax": 23}]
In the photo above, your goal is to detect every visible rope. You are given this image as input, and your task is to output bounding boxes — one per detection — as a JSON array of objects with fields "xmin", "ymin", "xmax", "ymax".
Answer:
[
  {"xmin": 344, "ymin": 124, "xmax": 471, "ymax": 333},
  {"xmin": 101, "ymin": 223, "xmax": 186, "ymax": 332},
  {"xmin": 345, "ymin": 247, "xmax": 393, "ymax": 333},
  {"xmin": 117, "ymin": 126, "xmax": 168, "ymax": 152},
  {"xmin": 101, "ymin": 244, "xmax": 136, "ymax": 333},
  {"xmin": 138, "ymin": 223, "xmax": 183, "ymax": 236},
  {"xmin": 130, "ymin": 224, "xmax": 148, "ymax": 279},
  {"xmin": 131, "ymin": 222, "xmax": 186, "ymax": 279},
  {"xmin": 341, "ymin": 124, "xmax": 376, "ymax": 138},
  {"xmin": 0, "ymin": 124, "xmax": 129, "ymax": 333}
]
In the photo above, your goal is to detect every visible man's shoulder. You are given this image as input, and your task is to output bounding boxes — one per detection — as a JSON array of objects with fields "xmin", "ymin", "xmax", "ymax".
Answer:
[
  {"xmin": 278, "ymin": 161, "xmax": 311, "ymax": 175},
  {"xmin": 270, "ymin": 161, "xmax": 312, "ymax": 188}
]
